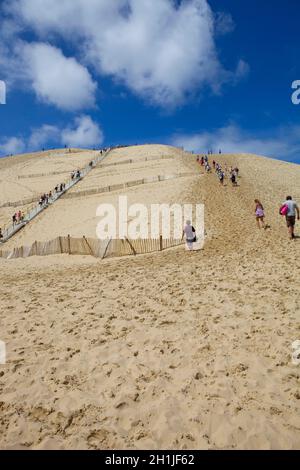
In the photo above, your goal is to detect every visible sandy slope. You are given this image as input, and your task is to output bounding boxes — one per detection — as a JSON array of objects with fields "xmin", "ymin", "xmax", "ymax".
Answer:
[
  {"xmin": 0, "ymin": 149, "xmax": 98, "ymax": 229},
  {"xmin": 0, "ymin": 145, "xmax": 299, "ymax": 450},
  {"xmin": 2, "ymin": 145, "xmax": 195, "ymax": 248}
]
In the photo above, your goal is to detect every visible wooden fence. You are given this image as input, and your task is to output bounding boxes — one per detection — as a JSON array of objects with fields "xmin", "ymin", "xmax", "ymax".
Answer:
[
  {"xmin": 0, "ymin": 236, "xmax": 185, "ymax": 260},
  {"xmin": 16, "ymin": 155, "xmax": 175, "ymax": 180},
  {"xmin": 63, "ymin": 172, "xmax": 197, "ymax": 199}
]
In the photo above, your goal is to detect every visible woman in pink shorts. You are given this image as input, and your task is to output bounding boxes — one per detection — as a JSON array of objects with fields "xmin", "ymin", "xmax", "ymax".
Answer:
[{"xmin": 255, "ymin": 199, "xmax": 265, "ymax": 229}]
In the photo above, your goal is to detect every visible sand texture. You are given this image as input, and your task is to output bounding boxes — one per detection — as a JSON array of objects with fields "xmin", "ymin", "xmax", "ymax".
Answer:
[{"xmin": 0, "ymin": 145, "xmax": 299, "ymax": 450}]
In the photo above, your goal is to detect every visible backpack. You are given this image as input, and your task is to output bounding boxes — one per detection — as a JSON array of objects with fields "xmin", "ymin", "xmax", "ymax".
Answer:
[{"xmin": 280, "ymin": 204, "xmax": 289, "ymax": 216}]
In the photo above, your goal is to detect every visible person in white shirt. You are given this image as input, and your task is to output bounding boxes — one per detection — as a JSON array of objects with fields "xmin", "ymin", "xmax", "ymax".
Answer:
[
  {"xmin": 183, "ymin": 220, "xmax": 196, "ymax": 250},
  {"xmin": 281, "ymin": 196, "xmax": 299, "ymax": 240}
]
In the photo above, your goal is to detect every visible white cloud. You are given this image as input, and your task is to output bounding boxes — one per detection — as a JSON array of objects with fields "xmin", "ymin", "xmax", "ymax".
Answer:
[
  {"xmin": 0, "ymin": 116, "xmax": 104, "ymax": 156},
  {"xmin": 20, "ymin": 42, "xmax": 97, "ymax": 111},
  {"xmin": 214, "ymin": 12, "xmax": 235, "ymax": 35},
  {"xmin": 28, "ymin": 124, "xmax": 60, "ymax": 149},
  {"xmin": 0, "ymin": 137, "xmax": 26, "ymax": 155},
  {"xmin": 3, "ymin": 0, "xmax": 248, "ymax": 107},
  {"xmin": 172, "ymin": 124, "xmax": 300, "ymax": 162},
  {"xmin": 61, "ymin": 115, "xmax": 104, "ymax": 148}
]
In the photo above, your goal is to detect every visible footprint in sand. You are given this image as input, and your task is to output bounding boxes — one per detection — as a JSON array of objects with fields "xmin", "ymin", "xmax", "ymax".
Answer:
[{"xmin": 291, "ymin": 340, "xmax": 300, "ymax": 365}]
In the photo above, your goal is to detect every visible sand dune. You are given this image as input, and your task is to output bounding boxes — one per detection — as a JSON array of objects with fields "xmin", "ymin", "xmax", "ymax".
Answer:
[
  {"xmin": 1, "ymin": 145, "xmax": 196, "ymax": 248},
  {"xmin": 0, "ymin": 149, "xmax": 99, "ymax": 229},
  {"xmin": 0, "ymin": 145, "xmax": 299, "ymax": 449}
]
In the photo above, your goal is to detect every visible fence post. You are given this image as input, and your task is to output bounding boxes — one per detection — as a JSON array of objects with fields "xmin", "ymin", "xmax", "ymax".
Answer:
[
  {"xmin": 159, "ymin": 235, "xmax": 163, "ymax": 251},
  {"xmin": 102, "ymin": 238, "xmax": 112, "ymax": 259},
  {"xmin": 83, "ymin": 236, "xmax": 94, "ymax": 256},
  {"xmin": 68, "ymin": 234, "xmax": 71, "ymax": 255},
  {"xmin": 125, "ymin": 237, "xmax": 137, "ymax": 256},
  {"xmin": 59, "ymin": 236, "xmax": 63, "ymax": 254}
]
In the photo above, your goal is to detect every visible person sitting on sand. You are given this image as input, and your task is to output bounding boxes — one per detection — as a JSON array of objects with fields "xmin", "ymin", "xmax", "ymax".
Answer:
[
  {"xmin": 280, "ymin": 196, "xmax": 299, "ymax": 240},
  {"xmin": 255, "ymin": 199, "xmax": 266, "ymax": 229}
]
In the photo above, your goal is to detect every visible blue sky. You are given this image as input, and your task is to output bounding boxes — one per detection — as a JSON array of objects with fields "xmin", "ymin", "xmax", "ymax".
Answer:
[{"xmin": 0, "ymin": 0, "xmax": 300, "ymax": 162}]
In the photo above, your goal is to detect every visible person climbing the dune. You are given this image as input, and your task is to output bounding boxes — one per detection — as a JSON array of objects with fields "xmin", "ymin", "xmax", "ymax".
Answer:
[
  {"xmin": 219, "ymin": 170, "xmax": 224, "ymax": 185},
  {"xmin": 230, "ymin": 171, "xmax": 237, "ymax": 187},
  {"xmin": 280, "ymin": 196, "xmax": 299, "ymax": 240},
  {"xmin": 254, "ymin": 199, "xmax": 266, "ymax": 229},
  {"xmin": 183, "ymin": 220, "xmax": 196, "ymax": 250},
  {"xmin": 17, "ymin": 210, "xmax": 24, "ymax": 222}
]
